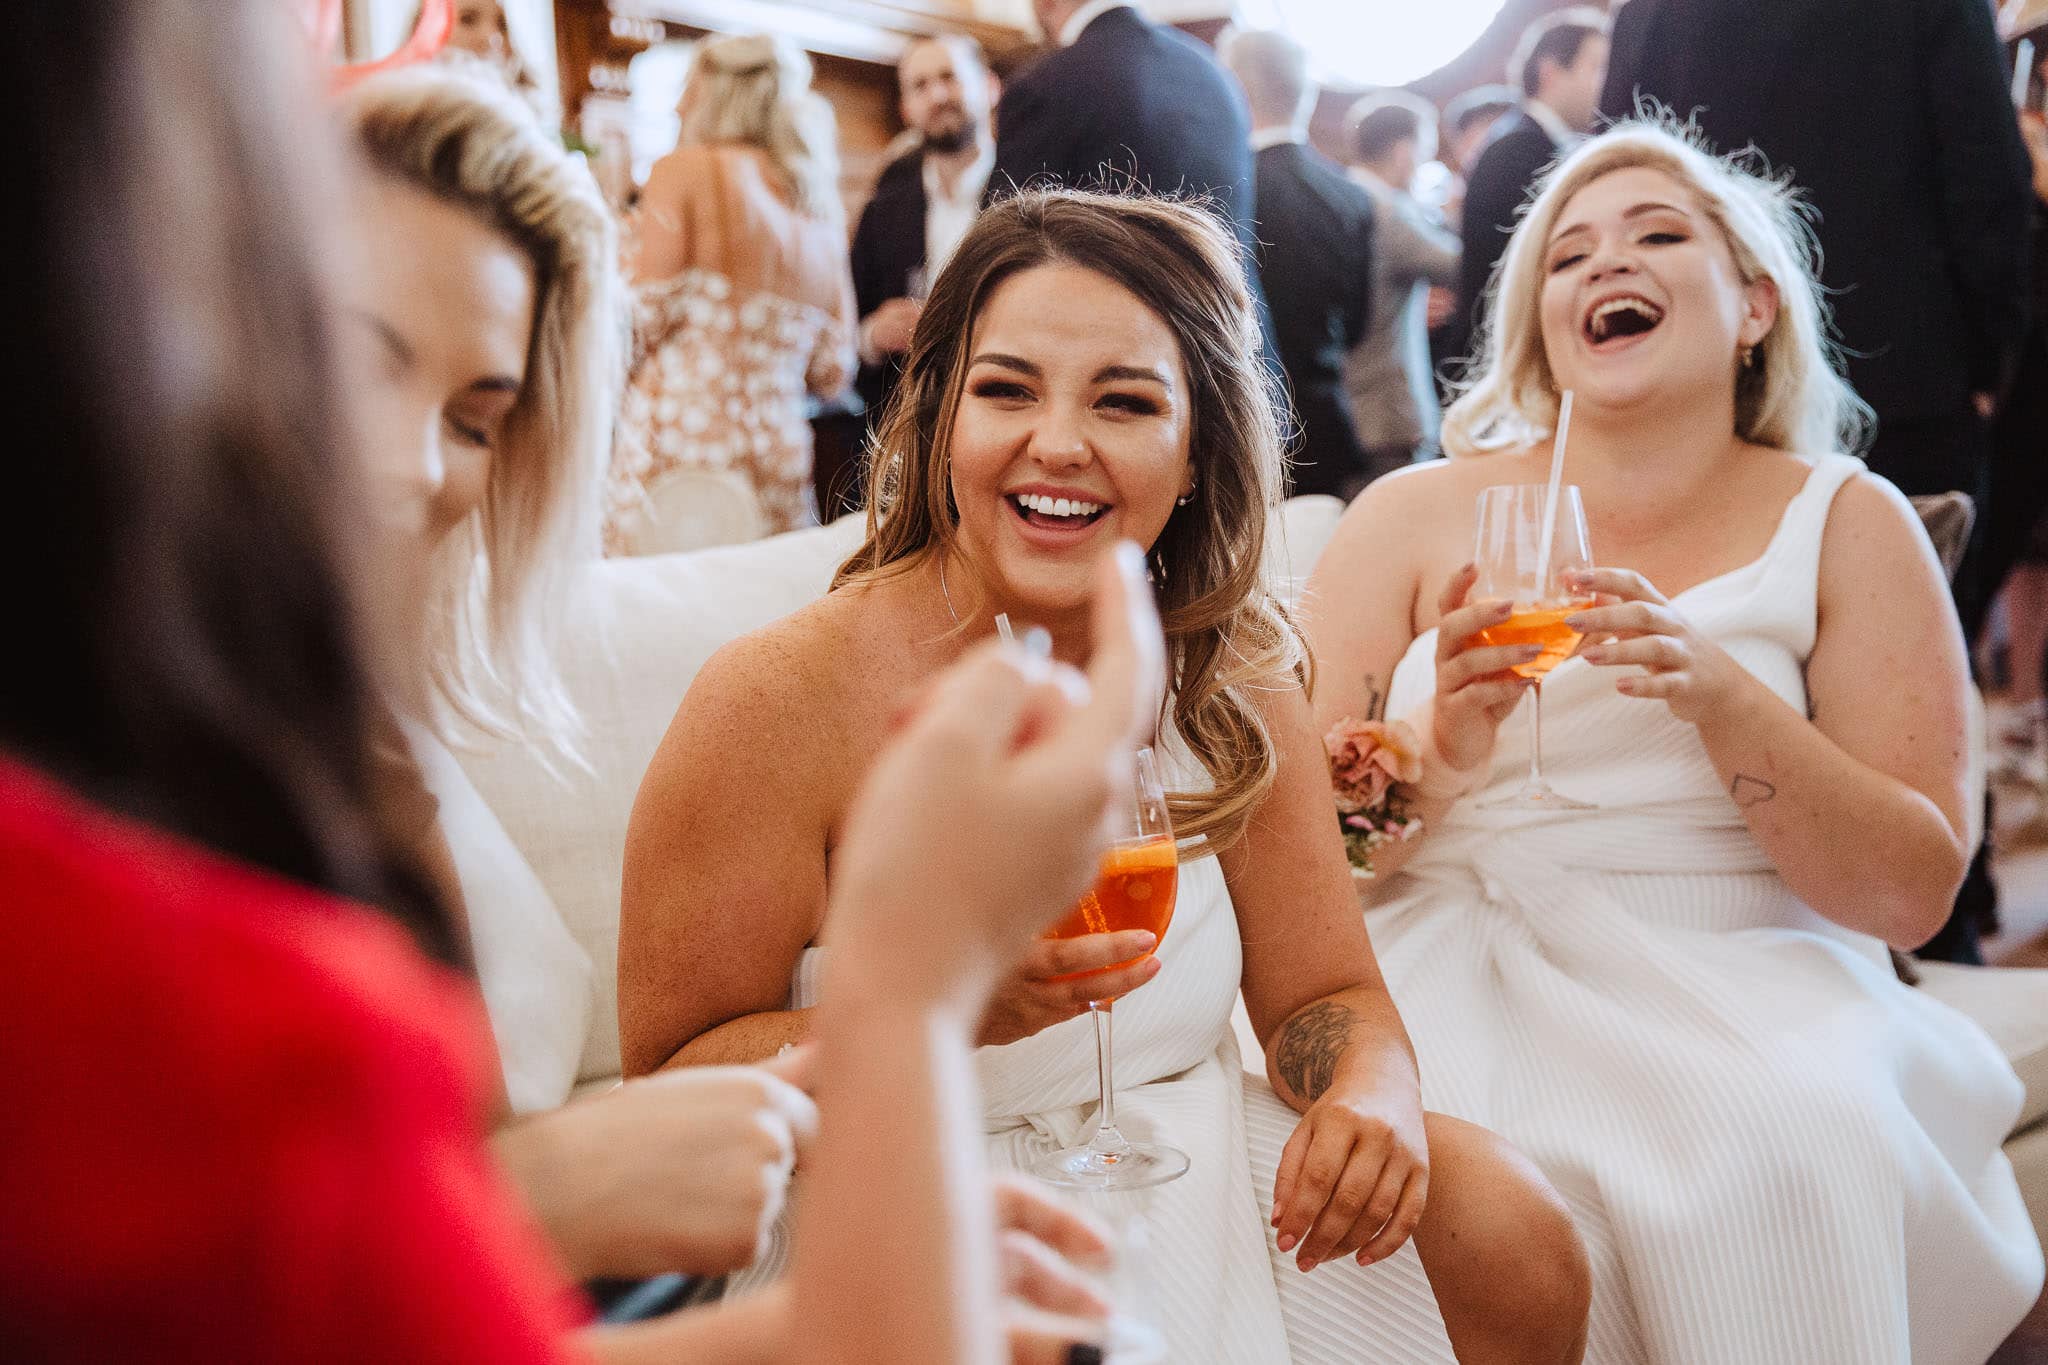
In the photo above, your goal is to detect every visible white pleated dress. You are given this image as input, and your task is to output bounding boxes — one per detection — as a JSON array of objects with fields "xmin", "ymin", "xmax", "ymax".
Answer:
[
  {"xmin": 773, "ymin": 853, "xmax": 1459, "ymax": 1362},
  {"xmin": 1360, "ymin": 454, "xmax": 2042, "ymax": 1363},
  {"xmin": 745, "ymin": 761, "xmax": 1463, "ymax": 1360}
]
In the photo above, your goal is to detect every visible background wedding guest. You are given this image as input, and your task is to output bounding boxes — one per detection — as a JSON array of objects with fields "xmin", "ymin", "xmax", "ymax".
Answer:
[
  {"xmin": 1220, "ymin": 29, "xmax": 1376, "ymax": 500},
  {"xmin": 990, "ymin": 0, "xmax": 1264, "ymax": 313},
  {"xmin": 849, "ymin": 34, "xmax": 999, "ymax": 448},
  {"xmin": 442, "ymin": 0, "xmax": 549, "ymax": 117},
  {"xmin": 1599, "ymin": 0, "xmax": 2033, "ymax": 964},
  {"xmin": 1454, "ymin": 9, "xmax": 1608, "ymax": 369},
  {"xmin": 1342, "ymin": 91, "xmax": 1462, "ymax": 482},
  {"xmin": 1441, "ymin": 85, "xmax": 1521, "ymax": 204},
  {"xmin": 1599, "ymin": 0, "xmax": 2030, "ymax": 576},
  {"xmin": 606, "ymin": 33, "xmax": 855, "ymax": 550},
  {"xmin": 1427, "ymin": 85, "xmax": 1520, "ymax": 403},
  {"xmin": 1982, "ymin": 35, "xmax": 2048, "ymax": 788}
]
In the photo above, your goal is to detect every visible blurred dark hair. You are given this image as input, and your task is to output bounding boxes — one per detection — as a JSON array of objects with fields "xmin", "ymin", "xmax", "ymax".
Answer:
[
  {"xmin": 1, "ymin": 0, "xmax": 458, "ymax": 962},
  {"xmin": 1445, "ymin": 84, "xmax": 1520, "ymax": 137},
  {"xmin": 1347, "ymin": 91, "xmax": 1437, "ymax": 165},
  {"xmin": 1509, "ymin": 8, "xmax": 1608, "ymax": 100}
]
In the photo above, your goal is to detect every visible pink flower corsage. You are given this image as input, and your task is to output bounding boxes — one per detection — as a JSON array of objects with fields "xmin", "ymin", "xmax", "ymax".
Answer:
[{"xmin": 1324, "ymin": 716, "xmax": 1425, "ymax": 878}]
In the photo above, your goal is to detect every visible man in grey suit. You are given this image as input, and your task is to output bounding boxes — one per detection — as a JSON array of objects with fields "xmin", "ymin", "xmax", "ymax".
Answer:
[{"xmin": 1342, "ymin": 93, "xmax": 1462, "ymax": 482}]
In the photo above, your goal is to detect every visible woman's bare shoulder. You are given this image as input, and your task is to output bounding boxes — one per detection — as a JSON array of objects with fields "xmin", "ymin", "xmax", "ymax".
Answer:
[
  {"xmin": 683, "ymin": 594, "xmax": 869, "ymax": 736},
  {"xmin": 1357, "ymin": 452, "xmax": 1545, "ymax": 513},
  {"xmin": 1820, "ymin": 465, "xmax": 1943, "ymax": 576},
  {"xmin": 1321, "ymin": 456, "xmax": 1521, "ymax": 568}
]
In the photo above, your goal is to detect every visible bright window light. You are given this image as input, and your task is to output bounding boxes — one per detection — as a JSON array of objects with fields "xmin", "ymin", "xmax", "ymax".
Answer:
[{"xmin": 1243, "ymin": 0, "xmax": 1510, "ymax": 89}]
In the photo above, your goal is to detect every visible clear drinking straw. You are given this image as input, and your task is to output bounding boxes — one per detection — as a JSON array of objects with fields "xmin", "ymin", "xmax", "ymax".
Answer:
[{"xmin": 1534, "ymin": 390, "xmax": 1575, "ymax": 595}]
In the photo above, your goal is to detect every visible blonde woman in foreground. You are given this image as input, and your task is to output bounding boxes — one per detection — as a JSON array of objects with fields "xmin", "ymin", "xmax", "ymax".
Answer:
[
  {"xmin": 1303, "ymin": 120, "xmax": 2044, "ymax": 1362},
  {"xmin": 340, "ymin": 70, "xmax": 1120, "ymax": 1360}
]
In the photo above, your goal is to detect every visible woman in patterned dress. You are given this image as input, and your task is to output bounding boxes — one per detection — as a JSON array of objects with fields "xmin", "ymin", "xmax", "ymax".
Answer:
[{"xmin": 606, "ymin": 33, "xmax": 855, "ymax": 550}]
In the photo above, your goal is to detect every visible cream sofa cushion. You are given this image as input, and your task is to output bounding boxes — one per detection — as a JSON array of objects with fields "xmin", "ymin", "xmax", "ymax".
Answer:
[
  {"xmin": 454, "ymin": 516, "xmax": 865, "ymax": 1083},
  {"xmin": 1919, "ymin": 961, "xmax": 2048, "ymax": 1133}
]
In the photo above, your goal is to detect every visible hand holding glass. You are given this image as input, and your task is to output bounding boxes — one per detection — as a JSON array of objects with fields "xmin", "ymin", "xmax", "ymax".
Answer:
[{"xmin": 1029, "ymin": 747, "xmax": 1189, "ymax": 1191}]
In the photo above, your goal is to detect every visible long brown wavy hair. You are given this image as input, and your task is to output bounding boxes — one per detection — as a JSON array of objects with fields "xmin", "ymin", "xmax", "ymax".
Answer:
[{"xmin": 834, "ymin": 189, "xmax": 1304, "ymax": 854}]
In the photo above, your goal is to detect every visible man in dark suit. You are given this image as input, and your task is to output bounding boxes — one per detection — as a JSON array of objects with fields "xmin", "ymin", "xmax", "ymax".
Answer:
[
  {"xmin": 1219, "ymin": 29, "xmax": 1376, "ymax": 499},
  {"xmin": 1598, "ymin": 0, "xmax": 2034, "ymax": 965},
  {"xmin": 849, "ymin": 35, "xmax": 999, "ymax": 442},
  {"xmin": 1454, "ymin": 9, "xmax": 1610, "ymax": 365},
  {"xmin": 991, "ymin": 0, "xmax": 1260, "ymax": 279},
  {"xmin": 1600, "ymin": 0, "xmax": 2031, "ymax": 506}
]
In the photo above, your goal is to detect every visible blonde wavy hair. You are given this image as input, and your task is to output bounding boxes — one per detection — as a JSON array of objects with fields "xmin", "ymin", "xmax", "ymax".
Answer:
[
  {"xmin": 345, "ymin": 64, "xmax": 624, "ymax": 765},
  {"xmin": 677, "ymin": 33, "xmax": 841, "ymax": 220},
  {"xmin": 1443, "ymin": 119, "xmax": 1872, "ymax": 462},
  {"xmin": 835, "ymin": 189, "xmax": 1303, "ymax": 855}
]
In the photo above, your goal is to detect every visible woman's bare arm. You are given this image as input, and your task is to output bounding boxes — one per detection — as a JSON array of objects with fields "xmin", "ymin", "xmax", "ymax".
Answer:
[
  {"xmin": 617, "ymin": 629, "xmax": 834, "ymax": 1075},
  {"xmin": 1678, "ymin": 476, "xmax": 1971, "ymax": 946}
]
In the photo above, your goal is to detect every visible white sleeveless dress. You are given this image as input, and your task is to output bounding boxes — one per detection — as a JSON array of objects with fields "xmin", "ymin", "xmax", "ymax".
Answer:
[
  {"xmin": 757, "ymin": 752, "xmax": 1465, "ymax": 1362},
  {"xmin": 1360, "ymin": 454, "xmax": 2041, "ymax": 1363}
]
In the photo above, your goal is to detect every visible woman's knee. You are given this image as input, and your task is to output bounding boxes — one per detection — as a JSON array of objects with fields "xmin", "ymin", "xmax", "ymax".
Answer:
[{"xmin": 1419, "ymin": 1114, "xmax": 1591, "ymax": 1354}]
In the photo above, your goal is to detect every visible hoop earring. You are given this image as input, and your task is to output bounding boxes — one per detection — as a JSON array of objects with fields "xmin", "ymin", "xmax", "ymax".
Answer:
[{"xmin": 1177, "ymin": 491, "xmax": 1195, "ymax": 506}]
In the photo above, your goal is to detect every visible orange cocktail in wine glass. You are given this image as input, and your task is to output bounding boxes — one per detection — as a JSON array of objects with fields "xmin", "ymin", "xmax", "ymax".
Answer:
[
  {"xmin": 1043, "ymin": 834, "xmax": 1178, "ymax": 991},
  {"xmin": 1031, "ymin": 747, "xmax": 1190, "ymax": 1191},
  {"xmin": 1475, "ymin": 602, "xmax": 1591, "ymax": 680},
  {"xmin": 1473, "ymin": 484, "xmax": 1598, "ymax": 809}
]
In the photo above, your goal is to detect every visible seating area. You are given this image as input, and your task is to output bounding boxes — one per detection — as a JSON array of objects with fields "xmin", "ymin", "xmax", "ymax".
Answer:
[{"xmin": 438, "ymin": 501, "xmax": 2048, "ymax": 1249}]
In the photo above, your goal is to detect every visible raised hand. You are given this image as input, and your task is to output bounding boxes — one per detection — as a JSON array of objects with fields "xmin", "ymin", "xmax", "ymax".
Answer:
[
  {"xmin": 977, "ymin": 931, "xmax": 1161, "ymax": 1046},
  {"xmin": 865, "ymin": 297, "xmax": 924, "ymax": 357},
  {"xmin": 1428, "ymin": 563, "xmax": 1537, "ymax": 776},
  {"xmin": 1566, "ymin": 567, "xmax": 1744, "ymax": 725}
]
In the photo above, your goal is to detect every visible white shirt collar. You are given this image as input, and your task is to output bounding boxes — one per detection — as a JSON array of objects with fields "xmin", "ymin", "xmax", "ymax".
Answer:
[
  {"xmin": 922, "ymin": 138, "xmax": 995, "ymax": 207},
  {"xmin": 921, "ymin": 140, "xmax": 996, "ymax": 279},
  {"xmin": 1249, "ymin": 126, "xmax": 1305, "ymax": 152},
  {"xmin": 1523, "ymin": 98, "xmax": 1579, "ymax": 149},
  {"xmin": 1059, "ymin": 0, "xmax": 1133, "ymax": 47}
]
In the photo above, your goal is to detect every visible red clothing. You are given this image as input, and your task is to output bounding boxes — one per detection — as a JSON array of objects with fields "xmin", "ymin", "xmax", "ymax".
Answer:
[{"xmin": 0, "ymin": 761, "xmax": 583, "ymax": 1361}]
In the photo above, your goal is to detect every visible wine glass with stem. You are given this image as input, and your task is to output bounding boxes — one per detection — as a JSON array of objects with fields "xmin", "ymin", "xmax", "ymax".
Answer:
[
  {"xmin": 1472, "ymin": 483, "xmax": 1599, "ymax": 811},
  {"xmin": 1029, "ymin": 746, "xmax": 1190, "ymax": 1191}
]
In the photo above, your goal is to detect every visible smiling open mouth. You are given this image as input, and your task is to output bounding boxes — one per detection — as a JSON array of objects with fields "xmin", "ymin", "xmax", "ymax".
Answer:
[
  {"xmin": 1008, "ymin": 492, "xmax": 1111, "ymax": 531},
  {"xmin": 1583, "ymin": 295, "xmax": 1666, "ymax": 347}
]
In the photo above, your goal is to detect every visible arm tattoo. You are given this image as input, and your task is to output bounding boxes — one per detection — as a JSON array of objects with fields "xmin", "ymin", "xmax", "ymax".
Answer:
[
  {"xmin": 1273, "ymin": 1000, "xmax": 1358, "ymax": 1102},
  {"xmin": 1730, "ymin": 773, "xmax": 1778, "ymax": 809},
  {"xmin": 1361, "ymin": 673, "xmax": 1385, "ymax": 722}
]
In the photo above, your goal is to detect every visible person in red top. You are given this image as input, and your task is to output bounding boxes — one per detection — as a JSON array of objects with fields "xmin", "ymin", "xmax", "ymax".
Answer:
[
  {"xmin": 0, "ymin": 764, "xmax": 579, "ymax": 1363},
  {"xmin": 0, "ymin": 2, "xmax": 1164, "ymax": 1361}
]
